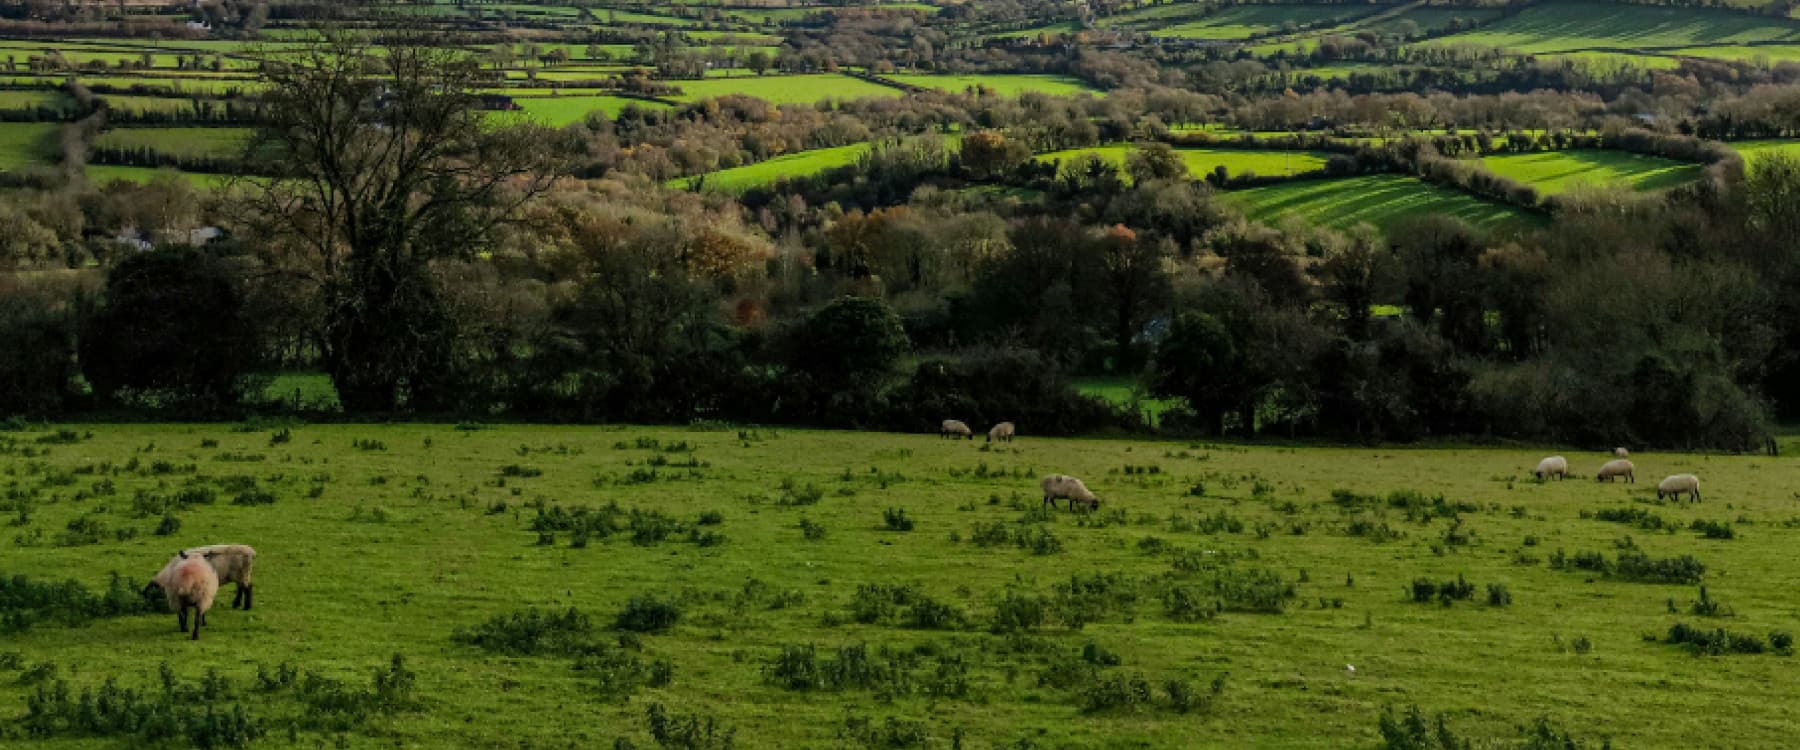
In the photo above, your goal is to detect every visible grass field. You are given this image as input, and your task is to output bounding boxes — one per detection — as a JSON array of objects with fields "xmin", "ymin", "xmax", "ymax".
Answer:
[
  {"xmin": 0, "ymin": 121, "xmax": 60, "ymax": 169},
  {"xmin": 84, "ymin": 164, "xmax": 229, "ymax": 187},
  {"xmin": 1731, "ymin": 139, "xmax": 1800, "ymax": 165},
  {"xmin": 886, "ymin": 74, "xmax": 1099, "ymax": 97},
  {"xmin": 513, "ymin": 95, "xmax": 673, "ymax": 126},
  {"xmin": 1667, "ymin": 44, "xmax": 1800, "ymax": 63},
  {"xmin": 1074, "ymin": 377, "xmax": 1181, "ymax": 428},
  {"xmin": 1036, "ymin": 144, "xmax": 1332, "ymax": 180},
  {"xmin": 1429, "ymin": 2, "xmax": 1800, "ymax": 54},
  {"xmin": 94, "ymin": 126, "xmax": 253, "ymax": 159},
  {"xmin": 672, "ymin": 142, "xmax": 873, "ymax": 192},
  {"xmin": 1227, "ymin": 174, "xmax": 1538, "ymax": 232},
  {"xmin": 0, "ymin": 88, "xmax": 72, "ymax": 112},
  {"xmin": 1480, "ymin": 150, "xmax": 1702, "ymax": 194},
  {"xmin": 1152, "ymin": 4, "xmax": 1373, "ymax": 40},
  {"xmin": 670, "ymin": 74, "xmax": 905, "ymax": 105},
  {"xmin": 3, "ymin": 423, "xmax": 1799, "ymax": 748}
]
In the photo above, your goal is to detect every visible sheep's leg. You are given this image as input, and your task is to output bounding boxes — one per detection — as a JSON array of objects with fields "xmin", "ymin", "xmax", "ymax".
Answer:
[
  {"xmin": 243, "ymin": 585, "xmax": 253, "ymax": 611},
  {"xmin": 232, "ymin": 585, "xmax": 243, "ymax": 609},
  {"xmin": 177, "ymin": 608, "xmax": 188, "ymax": 633},
  {"xmin": 190, "ymin": 607, "xmax": 201, "ymax": 641}
]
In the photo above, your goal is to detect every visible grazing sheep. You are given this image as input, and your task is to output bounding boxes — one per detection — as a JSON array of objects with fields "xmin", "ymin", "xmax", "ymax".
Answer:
[
  {"xmin": 1596, "ymin": 459, "xmax": 1635, "ymax": 484},
  {"xmin": 1533, "ymin": 456, "xmax": 1569, "ymax": 481},
  {"xmin": 144, "ymin": 551, "xmax": 218, "ymax": 641},
  {"xmin": 186, "ymin": 544, "xmax": 256, "ymax": 610},
  {"xmin": 940, "ymin": 420, "xmax": 973, "ymax": 440},
  {"xmin": 1041, "ymin": 474, "xmax": 1099, "ymax": 511},
  {"xmin": 1614, "ymin": 447, "xmax": 1630, "ymax": 459},
  {"xmin": 987, "ymin": 422, "xmax": 1016, "ymax": 443},
  {"xmin": 1657, "ymin": 474, "xmax": 1701, "ymax": 502}
]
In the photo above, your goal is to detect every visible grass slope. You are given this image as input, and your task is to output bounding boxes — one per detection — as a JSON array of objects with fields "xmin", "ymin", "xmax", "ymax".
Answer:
[
  {"xmin": 886, "ymin": 73, "xmax": 1099, "ymax": 97},
  {"xmin": 1430, "ymin": 2, "xmax": 1800, "ymax": 54},
  {"xmin": 94, "ymin": 126, "xmax": 253, "ymax": 159},
  {"xmin": 1731, "ymin": 139, "xmax": 1800, "ymax": 165},
  {"xmin": 1227, "ymin": 174, "xmax": 1537, "ymax": 232},
  {"xmin": 0, "ymin": 121, "xmax": 60, "ymax": 169},
  {"xmin": 513, "ymin": 95, "xmax": 672, "ymax": 126},
  {"xmin": 671, "ymin": 142, "xmax": 872, "ymax": 192},
  {"xmin": 1037, "ymin": 144, "xmax": 1331, "ymax": 179},
  {"xmin": 1, "ymin": 424, "xmax": 1798, "ymax": 748},
  {"xmin": 1480, "ymin": 150, "xmax": 1701, "ymax": 194},
  {"xmin": 669, "ymin": 74, "xmax": 905, "ymax": 104}
]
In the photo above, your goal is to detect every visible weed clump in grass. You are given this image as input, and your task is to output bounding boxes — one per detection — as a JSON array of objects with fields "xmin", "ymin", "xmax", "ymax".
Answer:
[
  {"xmin": 616, "ymin": 596, "xmax": 682, "ymax": 633},
  {"xmin": 1408, "ymin": 575, "xmax": 1476, "ymax": 606},
  {"xmin": 882, "ymin": 507, "xmax": 915, "ymax": 532},
  {"xmin": 799, "ymin": 517, "xmax": 826, "ymax": 540},
  {"xmin": 1378, "ymin": 705, "xmax": 1608, "ymax": 749}
]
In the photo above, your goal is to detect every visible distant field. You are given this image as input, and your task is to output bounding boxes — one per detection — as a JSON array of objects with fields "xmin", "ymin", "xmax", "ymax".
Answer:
[
  {"xmin": 93, "ymin": 94, "xmax": 216, "ymax": 115},
  {"xmin": 1535, "ymin": 51, "xmax": 1683, "ymax": 70},
  {"xmin": 1731, "ymin": 139, "xmax": 1800, "ymax": 165},
  {"xmin": 94, "ymin": 126, "xmax": 252, "ymax": 159},
  {"xmin": 886, "ymin": 73, "xmax": 1099, "ymax": 97},
  {"xmin": 1480, "ymin": 150, "xmax": 1701, "ymax": 194},
  {"xmin": 0, "ymin": 88, "xmax": 72, "ymax": 112},
  {"xmin": 0, "ymin": 121, "xmax": 60, "ymax": 169},
  {"xmin": 670, "ymin": 74, "xmax": 904, "ymax": 104},
  {"xmin": 672, "ymin": 142, "xmax": 873, "ymax": 192},
  {"xmin": 1153, "ymin": 4, "xmax": 1374, "ymax": 40},
  {"xmin": 84, "ymin": 164, "xmax": 228, "ymax": 187},
  {"xmin": 1074, "ymin": 376, "xmax": 1180, "ymax": 428},
  {"xmin": 1361, "ymin": 7, "xmax": 1505, "ymax": 35},
  {"xmin": 513, "ymin": 95, "xmax": 673, "ymax": 126},
  {"xmin": 1227, "ymin": 174, "xmax": 1538, "ymax": 232},
  {"xmin": 1666, "ymin": 44, "xmax": 1800, "ymax": 63},
  {"xmin": 1428, "ymin": 2, "xmax": 1800, "ymax": 53},
  {"xmin": 1036, "ymin": 144, "xmax": 1332, "ymax": 179}
]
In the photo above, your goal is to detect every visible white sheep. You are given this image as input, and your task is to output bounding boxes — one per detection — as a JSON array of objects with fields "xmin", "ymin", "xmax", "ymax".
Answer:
[
  {"xmin": 1041, "ymin": 474, "xmax": 1099, "ymax": 511},
  {"xmin": 1614, "ymin": 447, "xmax": 1630, "ymax": 459},
  {"xmin": 987, "ymin": 422, "xmax": 1016, "ymax": 443},
  {"xmin": 940, "ymin": 420, "xmax": 973, "ymax": 440},
  {"xmin": 1657, "ymin": 474, "xmax": 1701, "ymax": 502},
  {"xmin": 1596, "ymin": 459, "xmax": 1635, "ymax": 484},
  {"xmin": 145, "ymin": 551, "xmax": 219, "ymax": 641},
  {"xmin": 185, "ymin": 544, "xmax": 256, "ymax": 610},
  {"xmin": 1533, "ymin": 456, "xmax": 1569, "ymax": 481}
]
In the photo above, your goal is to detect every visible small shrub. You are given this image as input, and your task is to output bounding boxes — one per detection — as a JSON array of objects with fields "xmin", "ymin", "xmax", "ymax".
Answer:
[
  {"xmin": 882, "ymin": 508, "xmax": 915, "ymax": 532},
  {"xmin": 697, "ymin": 511, "xmax": 724, "ymax": 526},
  {"xmin": 799, "ymin": 517, "xmax": 826, "ymax": 540},
  {"xmin": 1486, "ymin": 583, "xmax": 1511, "ymax": 607},
  {"xmin": 616, "ymin": 596, "xmax": 682, "ymax": 633},
  {"xmin": 154, "ymin": 514, "xmax": 181, "ymax": 536}
]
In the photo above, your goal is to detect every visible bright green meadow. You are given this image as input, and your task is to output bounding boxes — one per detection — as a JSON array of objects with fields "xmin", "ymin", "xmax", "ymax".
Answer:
[
  {"xmin": 2, "ymin": 424, "xmax": 1797, "ymax": 748},
  {"xmin": 1480, "ymin": 150, "xmax": 1702, "ymax": 194},
  {"xmin": 1227, "ymin": 174, "xmax": 1538, "ymax": 232}
]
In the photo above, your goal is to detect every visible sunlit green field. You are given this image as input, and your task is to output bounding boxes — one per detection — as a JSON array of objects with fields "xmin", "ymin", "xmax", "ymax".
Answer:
[
  {"xmin": 1227, "ymin": 174, "xmax": 1539, "ymax": 232},
  {"xmin": 513, "ymin": 95, "xmax": 673, "ymax": 126},
  {"xmin": 1480, "ymin": 150, "xmax": 1702, "ymax": 194},
  {"xmin": 670, "ymin": 74, "xmax": 904, "ymax": 105},
  {"xmin": 672, "ymin": 142, "xmax": 872, "ymax": 192},
  {"xmin": 1150, "ymin": 4, "xmax": 1373, "ymax": 39},
  {"xmin": 2, "ymin": 423, "xmax": 1797, "ymax": 748},
  {"xmin": 886, "ymin": 74, "xmax": 1099, "ymax": 97},
  {"xmin": 1036, "ymin": 144, "xmax": 1333, "ymax": 179},
  {"xmin": 83, "ymin": 164, "xmax": 229, "ymax": 187},
  {"xmin": 1428, "ymin": 2, "xmax": 1800, "ymax": 53},
  {"xmin": 1731, "ymin": 139, "xmax": 1800, "ymax": 164}
]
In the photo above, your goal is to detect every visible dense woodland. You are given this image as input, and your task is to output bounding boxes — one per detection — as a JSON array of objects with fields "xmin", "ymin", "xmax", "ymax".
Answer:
[{"xmin": 0, "ymin": 3, "xmax": 1799, "ymax": 452}]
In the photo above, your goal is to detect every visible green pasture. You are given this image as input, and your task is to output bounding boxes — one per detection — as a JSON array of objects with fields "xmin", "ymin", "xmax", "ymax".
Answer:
[
  {"xmin": 0, "ymin": 121, "xmax": 61, "ymax": 169},
  {"xmin": 1730, "ymin": 139, "xmax": 1800, "ymax": 165},
  {"xmin": 2, "ymin": 423, "xmax": 1798, "ymax": 748},
  {"xmin": 1036, "ymin": 144, "xmax": 1332, "ymax": 180},
  {"xmin": 1227, "ymin": 174, "xmax": 1539, "ymax": 232},
  {"xmin": 514, "ymin": 95, "xmax": 674, "ymax": 126},
  {"xmin": 1480, "ymin": 150, "xmax": 1701, "ymax": 195},
  {"xmin": 1666, "ymin": 44, "xmax": 1800, "ymax": 63},
  {"xmin": 84, "ymin": 164, "xmax": 229, "ymax": 188},
  {"xmin": 886, "ymin": 73, "xmax": 1099, "ymax": 97},
  {"xmin": 93, "ymin": 127, "xmax": 253, "ymax": 159},
  {"xmin": 669, "ymin": 74, "xmax": 904, "ymax": 105},
  {"xmin": 0, "ymin": 88, "xmax": 73, "ymax": 112},
  {"xmin": 1153, "ymin": 4, "xmax": 1374, "ymax": 40},
  {"xmin": 1427, "ymin": 2, "xmax": 1800, "ymax": 54},
  {"xmin": 672, "ymin": 143, "xmax": 874, "ymax": 193}
]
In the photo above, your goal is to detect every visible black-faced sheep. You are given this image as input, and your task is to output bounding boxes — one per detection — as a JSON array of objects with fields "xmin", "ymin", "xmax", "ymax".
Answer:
[
  {"xmin": 941, "ymin": 420, "xmax": 973, "ymax": 440},
  {"xmin": 1657, "ymin": 474, "xmax": 1701, "ymax": 502},
  {"xmin": 1041, "ymin": 474, "xmax": 1099, "ymax": 511},
  {"xmin": 186, "ymin": 544, "xmax": 256, "ymax": 610},
  {"xmin": 987, "ymin": 422, "xmax": 1016, "ymax": 443},
  {"xmin": 1596, "ymin": 459, "xmax": 1635, "ymax": 483},
  {"xmin": 144, "ymin": 551, "xmax": 219, "ymax": 641},
  {"xmin": 1533, "ymin": 456, "xmax": 1568, "ymax": 481}
]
